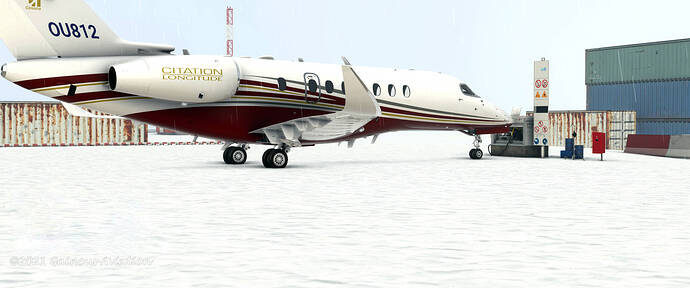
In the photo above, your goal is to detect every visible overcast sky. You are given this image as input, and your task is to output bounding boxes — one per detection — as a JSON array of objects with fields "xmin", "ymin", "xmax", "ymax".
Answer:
[{"xmin": 1, "ymin": 0, "xmax": 689, "ymax": 112}]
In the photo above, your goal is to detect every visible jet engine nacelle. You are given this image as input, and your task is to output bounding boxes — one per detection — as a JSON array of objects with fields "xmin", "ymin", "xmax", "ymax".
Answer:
[{"xmin": 108, "ymin": 56, "xmax": 239, "ymax": 103}]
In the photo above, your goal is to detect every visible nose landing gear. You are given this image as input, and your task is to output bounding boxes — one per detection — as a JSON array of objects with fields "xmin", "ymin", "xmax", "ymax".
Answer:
[
  {"xmin": 469, "ymin": 148, "xmax": 483, "ymax": 159},
  {"xmin": 469, "ymin": 134, "xmax": 484, "ymax": 160}
]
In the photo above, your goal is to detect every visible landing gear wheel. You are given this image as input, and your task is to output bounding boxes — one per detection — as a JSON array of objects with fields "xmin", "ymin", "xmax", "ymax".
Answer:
[
  {"xmin": 263, "ymin": 149, "xmax": 288, "ymax": 168},
  {"xmin": 223, "ymin": 147, "xmax": 247, "ymax": 164},
  {"xmin": 469, "ymin": 148, "xmax": 483, "ymax": 160},
  {"xmin": 474, "ymin": 149, "xmax": 483, "ymax": 159},
  {"xmin": 468, "ymin": 134, "xmax": 484, "ymax": 160},
  {"xmin": 262, "ymin": 149, "xmax": 273, "ymax": 168}
]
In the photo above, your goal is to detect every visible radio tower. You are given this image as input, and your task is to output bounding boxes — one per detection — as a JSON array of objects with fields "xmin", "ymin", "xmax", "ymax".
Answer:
[{"xmin": 226, "ymin": 5, "xmax": 234, "ymax": 56}]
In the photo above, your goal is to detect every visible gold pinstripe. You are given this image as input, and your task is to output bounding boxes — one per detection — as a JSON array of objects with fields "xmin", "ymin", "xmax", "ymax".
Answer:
[
  {"xmin": 77, "ymin": 96, "xmax": 150, "ymax": 105},
  {"xmin": 239, "ymin": 85, "xmax": 305, "ymax": 97},
  {"xmin": 381, "ymin": 112, "xmax": 501, "ymax": 125},
  {"xmin": 32, "ymin": 82, "xmax": 108, "ymax": 92},
  {"xmin": 40, "ymin": 79, "xmax": 502, "ymax": 126},
  {"xmin": 241, "ymin": 82, "xmax": 501, "ymax": 125},
  {"xmin": 233, "ymin": 96, "xmax": 343, "ymax": 110},
  {"xmin": 239, "ymin": 84, "xmax": 345, "ymax": 103}
]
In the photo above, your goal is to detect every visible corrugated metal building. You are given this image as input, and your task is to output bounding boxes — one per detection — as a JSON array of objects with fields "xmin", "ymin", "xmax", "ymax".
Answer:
[
  {"xmin": 586, "ymin": 38, "xmax": 690, "ymax": 135},
  {"xmin": 1, "ymin": 102, "xmax": 147, "ymax": 146}
]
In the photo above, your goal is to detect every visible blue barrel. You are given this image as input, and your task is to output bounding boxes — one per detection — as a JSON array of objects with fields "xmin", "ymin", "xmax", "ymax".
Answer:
[
  {"xmin": 574, "ymin": 145, "xmax": 584, "ymax": 159},
  {"xmin": 561, "ymin": 150, "xmax": 573, "ymax": 158},
  {"xmin": 565, "ymin": 138, "xmax": 575, "ymax": 152}
]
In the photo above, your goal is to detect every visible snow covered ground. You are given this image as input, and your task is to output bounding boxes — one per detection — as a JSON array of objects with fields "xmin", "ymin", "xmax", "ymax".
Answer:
[{"xmin": 1, "ymin": 131, "xmax": 689, "ymax": 287}]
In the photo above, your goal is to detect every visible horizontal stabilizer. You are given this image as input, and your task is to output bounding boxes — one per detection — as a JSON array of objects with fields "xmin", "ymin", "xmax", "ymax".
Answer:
[{"xmin": 61, "ymin": 101, "xmax": 123, "ymax": 120}]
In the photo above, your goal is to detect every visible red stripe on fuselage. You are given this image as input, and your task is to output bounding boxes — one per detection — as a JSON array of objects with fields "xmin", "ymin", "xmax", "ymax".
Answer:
[
  {"xmin": 235, "ymin": 90, "xmax": 343, "ymax": 107},
  {"xmin": 239, "ymin": 79, "xmax": 501, "ymax": 123},
  {"xmin": 14, "ymin": 74, "xmax": 108, "ymax": 90},
  {"xmin": 240, "ymin": 79, "xmax": 345, "ymax": 104},
  {"xmin": 14, "ymin": 74, "xmax": 505, "ymax": 128},
  {"xmin": 380, "ymin": 105, "xmax": 503, "ymax": 123}
]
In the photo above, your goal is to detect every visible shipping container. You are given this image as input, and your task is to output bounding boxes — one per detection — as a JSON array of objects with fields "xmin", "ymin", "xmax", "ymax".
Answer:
[
  {"xmin": 586, "ymin": 80, "xmax": 690, "ymax": 119},
  {"xmin": 0, "ymin": 102, "xmax": 148, "ymax": 146},
  {"xmin": 586, "ymin": 38, "xmax": 690, "ymax": 85},
  {"xmin": 527, "ymin": 110, "xmax": 636, "ymax": 150}
]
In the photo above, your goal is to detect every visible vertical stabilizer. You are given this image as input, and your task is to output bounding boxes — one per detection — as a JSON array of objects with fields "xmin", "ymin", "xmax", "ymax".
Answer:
[{"xmin": 0, "ymin": 0, "xmax": 174, "ymax": 60}]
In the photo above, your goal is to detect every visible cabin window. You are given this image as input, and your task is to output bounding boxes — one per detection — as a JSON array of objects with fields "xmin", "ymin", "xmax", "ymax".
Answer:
[
  {"xmin": 277, "ymin": 78, "xmax": 287, "ymax": 91},
  {"xmin": 308, "ymin": 79, "xmax": 318, "ymax": 93},
  {"xmin": 388, "ymin": 84, "xmax": 396, "ymax": 97},
  {"xmin": 325, "ymin": 80, "xmax": 334, "ymax": 93},
  {"xmin": 460, "ymin": 84, "xmax": 479, "ymax": 97},
  {"xmin": 373, "ymin": 83, "xmax": 381, "ymax": 96},
  {"xmin": 341, "ymin": 81, "xmax": 346, "ymax": 94},
  {"xmin": 403, "ymin": 85, "xmax": 411, "ymax": 98}
]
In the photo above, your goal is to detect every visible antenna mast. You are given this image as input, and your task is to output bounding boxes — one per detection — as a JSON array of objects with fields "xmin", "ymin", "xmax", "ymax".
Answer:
[{"xmin": 226, "ymin": 5, "xmax": 234, "ymax": 56}]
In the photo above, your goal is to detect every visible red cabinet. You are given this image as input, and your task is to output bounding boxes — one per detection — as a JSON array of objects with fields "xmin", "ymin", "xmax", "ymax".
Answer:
[{"xmin": 592, "ymin": 132, "xmax": 606, "ymax": 154}]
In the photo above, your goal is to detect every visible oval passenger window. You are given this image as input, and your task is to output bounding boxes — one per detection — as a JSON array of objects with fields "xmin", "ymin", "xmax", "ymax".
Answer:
[
  {"xmin": 325, "ymin": 80, "xmax": 334, "ymax": 93},
  {"xmin": 388, "ymin": 84, "xmax": 396, "ymax": 97},
  {"xmin": 373, "ymin": 83, "xmax": 381, "ymax": 96},
  {"xmin": 403, "ymin": 85, "xmax": 411, "ymax": 97}
]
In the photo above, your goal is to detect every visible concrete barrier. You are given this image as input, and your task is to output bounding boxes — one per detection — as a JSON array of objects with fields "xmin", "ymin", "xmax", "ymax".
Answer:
[
  {"xmin": 667, "ymin": 135, "xmax": 690, "ymax": 158},
  {"xmin": 624, "ymin": 135, "xmax": 670, "ymax": 157},
  {"xmin": 624, "ymin": 134, "xmax": 690, "ymax": 159}
]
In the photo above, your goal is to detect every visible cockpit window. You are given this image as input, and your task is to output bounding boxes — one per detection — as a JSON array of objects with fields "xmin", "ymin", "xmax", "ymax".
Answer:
[{"xmin": 460, "ymin": 84, "xmax": 479, "ymax": 98}]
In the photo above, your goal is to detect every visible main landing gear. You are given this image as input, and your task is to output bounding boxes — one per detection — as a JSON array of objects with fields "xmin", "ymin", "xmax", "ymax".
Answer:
[
  {"xmin": 262, "ymin": 145, "xmax": 289, "ymax": 169},
  {"xmin": 223, "ymin": 144, "xmax": 248, "ymax": 165},
  {"xmin": 469, "ymin": 134, "xmax": 484, "ymax": 160},
  {"xmin": 222, "ymin": 143, "xmax": 290, "ymax": 168}
]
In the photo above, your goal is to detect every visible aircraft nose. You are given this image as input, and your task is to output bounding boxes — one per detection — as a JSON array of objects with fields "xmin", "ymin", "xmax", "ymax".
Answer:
[{"xmin": 496, "ymin": 107, "xmax": 510, "ymax": 123}]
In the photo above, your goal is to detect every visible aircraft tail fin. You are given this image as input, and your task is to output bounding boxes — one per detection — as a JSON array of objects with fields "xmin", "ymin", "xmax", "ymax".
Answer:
[{"xmin": 0, "ymin": 0, "xmax": 174, "ymax": 60}]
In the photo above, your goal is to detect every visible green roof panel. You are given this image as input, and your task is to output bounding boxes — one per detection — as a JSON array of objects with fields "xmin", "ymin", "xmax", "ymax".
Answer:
[{"xmin": 586, "ymin": 38, "xmax": 690, "ymax": 85}]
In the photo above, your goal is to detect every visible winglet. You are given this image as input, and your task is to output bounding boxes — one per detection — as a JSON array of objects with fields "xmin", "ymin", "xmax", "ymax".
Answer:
[{"xmin": 341, "ymin": 59, "xmax": 381, "ymax": 117}]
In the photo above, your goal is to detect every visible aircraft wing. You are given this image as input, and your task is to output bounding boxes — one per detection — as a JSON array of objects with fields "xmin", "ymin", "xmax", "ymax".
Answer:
[{"xmin": 251, "ymin": 59, "xmax": 381, "ymax": 146}]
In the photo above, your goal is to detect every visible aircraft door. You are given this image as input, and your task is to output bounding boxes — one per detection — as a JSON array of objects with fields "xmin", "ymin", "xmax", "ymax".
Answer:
[{"xmin": 304, "ymin": 73, "xmax": 321, "ymax": 104}]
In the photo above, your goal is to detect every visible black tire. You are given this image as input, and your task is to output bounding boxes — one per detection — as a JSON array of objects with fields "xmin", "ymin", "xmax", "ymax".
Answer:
[
  {"xmin": 224, "ymin": 147, "xmax": 247, "ymax": 164},
  {"xmin": 267, "ymin": 149, "xmax": 288, "ymax": 169},
  {"xmin": 474, "ymin": 149, "xmax": 483, "ymax": 160},
  {"xmin": 262, "ymin": 149, "xmax": 274, "ymax": 168},
  {"xmin": 469, "ymin": 148, "xmax": 477, "ymax": 159},
  {"xmin": 223, "ymin": 148, "xmax": 233, "ymax": 164},
  {"xmin": 231, "ymin": 147, "xmax": 247, "ymax": 164}
]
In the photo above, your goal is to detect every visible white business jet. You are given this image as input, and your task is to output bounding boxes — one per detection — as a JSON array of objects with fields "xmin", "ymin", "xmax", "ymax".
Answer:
[{"xmin": 0, "ymin": 0, "xmax": 511, "ymax": 168}]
